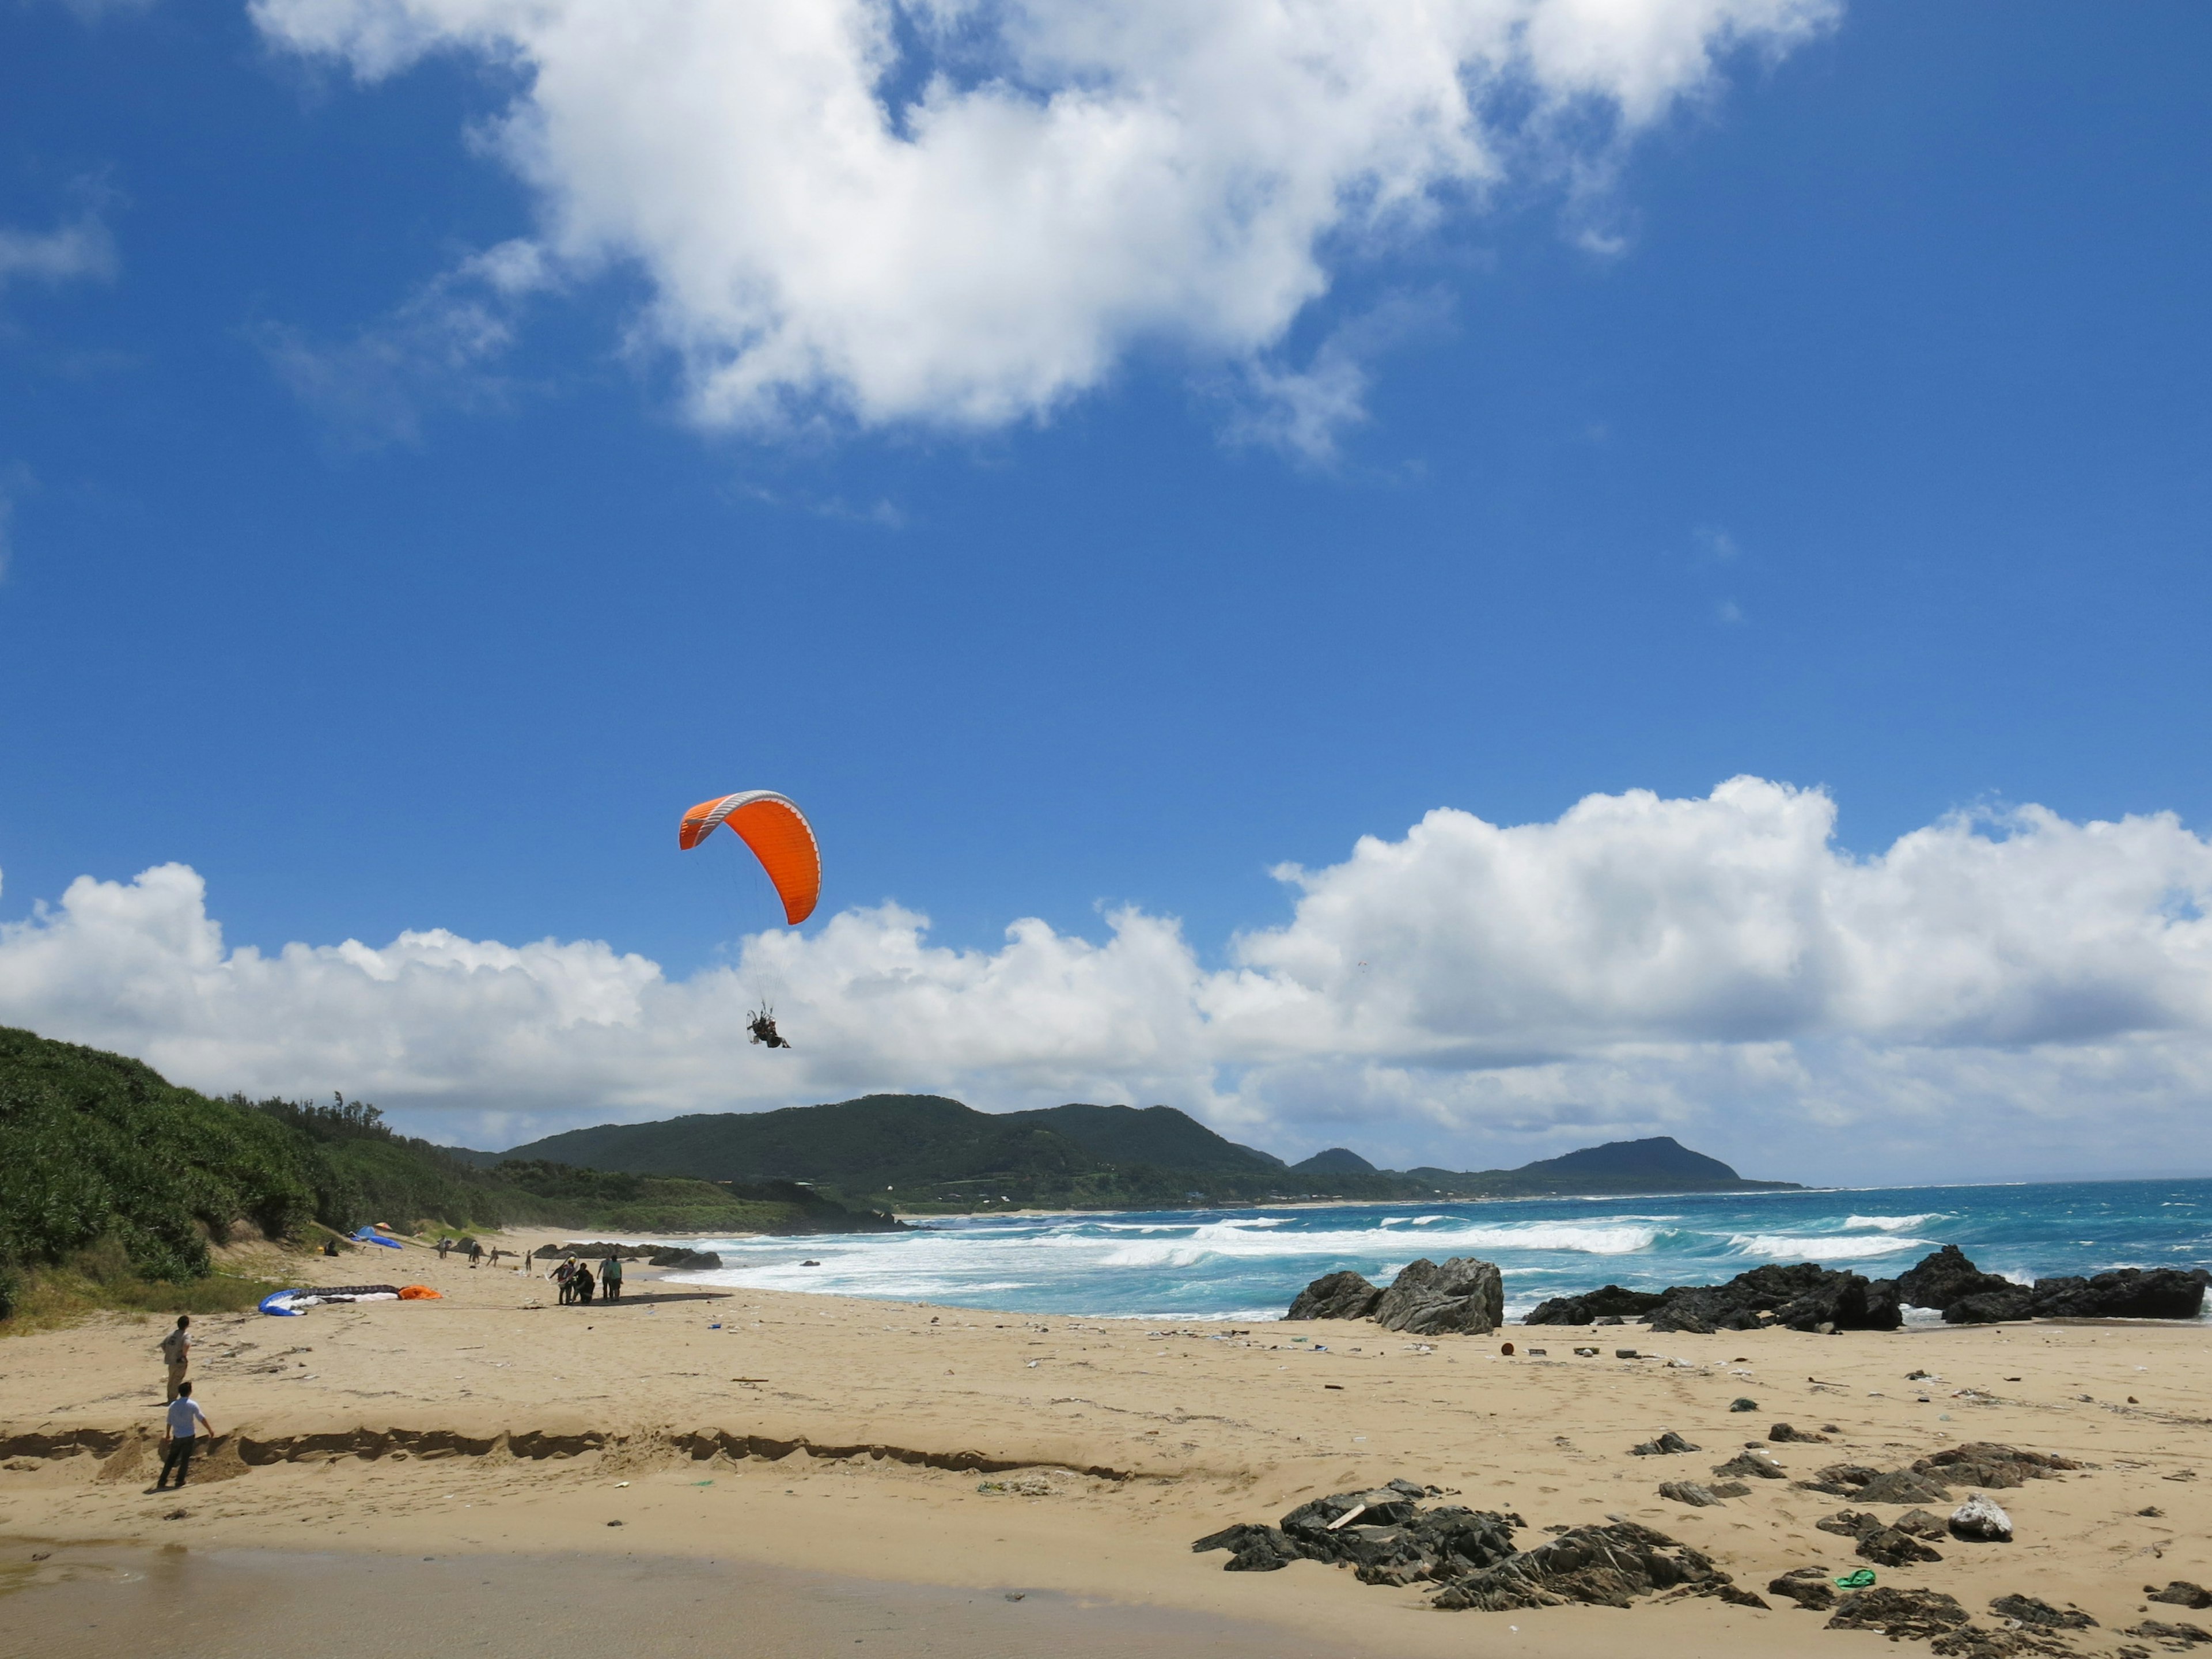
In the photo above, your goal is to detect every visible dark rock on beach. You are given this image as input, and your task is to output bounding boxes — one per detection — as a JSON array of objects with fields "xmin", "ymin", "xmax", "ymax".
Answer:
[
  {"xmin": 1993, "ymin": 1594, "xmax": 2098, "ymax": 1629},
  {"xmin": 1897, "ymin": 1244, "xmax": 2018, "ymax": 1312},
  {"xmin": 2148, "ymin": 1584, "xmax": 2212, "ymax": 1611},
  {"xmin": 2018, "ymin": 1267, "xmax": 2211, "ymax": 1322},
  {"xmin": 1769, "ymin": 1569, "xmax": 1837, "ymax": 1611},
  {"xmin": 1197, "ymin": 1480, "xmax": 1522, "ymax": 1588},
  {"xmin": 1285, "ymin": 1270, "xmax": 1384, "ymax": 1322},
  {"xmin": 1857, "ymin": 1468, "xmax": 1956, "ymax": 1505},
  {"xmin": 1630, "ymin": 1430, "xmax": 1700, "ymax": 1456},
  {"xmin": 1827, "ymin": 1586, "xmax": 1972, "ymax": 1641},
  {"xmin": 1891, "ymin": 1245, "xmax": 2210, "ymax": 1324},
  {"xmin": 1373, "ymin": 1257, "xmax": 1504, "ymax": 1336},
  {"xmin": 1285, "ymin": 1258, "xmax": 1500, "ymax": 1334},
  {"xmin": 1711, "ymin": 1449, "xmax": 1787, "ymax": 1481},
  {"xmin": 1858, "ymin": 1525, "xmax": 1945, "ymax": 1567},
  {"xmin": 1429, "ymin": 1520, "xmax": 1760, "ymax": 1611},
  {"xmin": 1524, "ymin": 1285, "xmax": 1670, "ymax": 1325},
  {"xmin": 1915, "ymin": 1442, "xmax": 2080, "ymax": 1490}
]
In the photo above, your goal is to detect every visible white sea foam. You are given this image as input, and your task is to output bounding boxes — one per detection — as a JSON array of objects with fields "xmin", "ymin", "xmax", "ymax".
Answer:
[
  {"xmin": 1842, "ymin": 1213, "xmax": 1944, "ymax": 1232},
  {"xmin": 1725, "ymin": 1231, "xmax": 1930, "ymax": 1262}
]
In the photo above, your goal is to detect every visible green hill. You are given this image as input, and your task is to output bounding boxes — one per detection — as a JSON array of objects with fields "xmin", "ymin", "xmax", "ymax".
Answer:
[
  {"xmin": 503, "ymin": 1096, "xmax": 1800, "ymax": 1212},
  {"xmin": 0, "ymin": 1025, "xmax": 893, "ymax": 1322}
]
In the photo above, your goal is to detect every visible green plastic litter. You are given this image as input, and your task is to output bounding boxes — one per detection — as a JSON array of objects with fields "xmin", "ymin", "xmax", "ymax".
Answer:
[
  {"xmin": 1834, "ymin": 1569, "xmax": 1877, "ymax": 1589},
  {"xmin": 690, "ymin": 1479, "xmax": 714, "ymax": 1486}
]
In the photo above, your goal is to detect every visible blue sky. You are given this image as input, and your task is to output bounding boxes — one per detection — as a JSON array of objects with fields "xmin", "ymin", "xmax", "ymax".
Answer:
[{"xmin": 3, "ymin": 2, "xmax": 2210, "ymax": 1179}]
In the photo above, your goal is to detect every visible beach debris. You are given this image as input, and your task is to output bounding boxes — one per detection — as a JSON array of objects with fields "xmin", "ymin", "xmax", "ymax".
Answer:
[
  {"xmin": 1630, "ymin": 1430, "xmax": 1700, "ymax": 1456},
  {"xmin": 1499, "ymin": 1342, "xmax": 1516, "ymax": 1356},
  {"xmin": 1427, "ymin": 1519, "xmax": 1764, "ymax": 1611},
  {"xmin": 1993, "ymin": 1594, "xmax": 2097, "ymax": 1629},
  {"xmin": 1827, "ymin": 1586, "xmax": 1969, "ymax": 1641},
  {"xmin": 1769, "ymin": 1422, "xmax": 1829, "ymax": 1442},
  {"xmin": 1729, "ymin": 1397, "xmax": 1759, "ymax": 1412},
  {"xmin": 1286, "ymin": 1271, "xmax": 1384, "ymax": 1322},
  {"xmin": 1574, "ymin": 1346, "xmax": 1599, "ymax": 1357},
  {"xmin": 1526, "ymin": 1347, "xmax": 1547, "ymax": 1357},
  {"xmin": 2124, "ymin": 1622, "xmax": 2212, "ymax": 1650},
  {"xmin": 1616, "ymin": 1348, "xmax": 1644, "ymax": 1359},
  {"xmin": 1836, "ymin": 1569, "xmax": 1878, "ymax": 1588},
  {"xmin": 1768, "ymin": 1567, "xmax": 1836, "ymax": 1609},
  {"xmin": 2148, "ymin": 1585, "xmax": 2212, "ymax": 1610},
  {"xmin": 1003, "ymin": 1592, "xmax": 1024, "ymax": 1602},
  {"xmin": 1710, "ymin": 1449, "xmax": 1786, "ymax": 1481},
  {"xmin": 1915, "ymin": 1442, "xmax": 2081, "ymax": 1489},
  {"xmin": 978, "ymin": 1474, "xmax": 1059, "ymax": 1498},
  {"xmin": 1949, "ymin": 1495, "xmax": 2014, "ymax": 1543},
  {"xmin": 2140, "ymin": 1508, "xmax": 2168, "ymax": 1518}
]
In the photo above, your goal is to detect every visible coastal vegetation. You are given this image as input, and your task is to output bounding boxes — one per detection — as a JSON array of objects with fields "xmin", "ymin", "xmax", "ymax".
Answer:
[{"xmin": 0, "ymin": 1025, "xmax": 891, "ymax": 1323}]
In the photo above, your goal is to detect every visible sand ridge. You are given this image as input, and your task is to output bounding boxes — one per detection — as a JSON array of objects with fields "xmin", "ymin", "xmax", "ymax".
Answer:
[{"xmin": 3, "ymin": 1228, "xmax": 2209, "ymax": 1656}]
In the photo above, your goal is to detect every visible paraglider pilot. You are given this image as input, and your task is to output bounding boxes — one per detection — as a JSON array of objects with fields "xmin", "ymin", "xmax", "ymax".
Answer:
[{"xmin": 748, "ymin": 1007, "xmax": 790, "ymax": 1050}]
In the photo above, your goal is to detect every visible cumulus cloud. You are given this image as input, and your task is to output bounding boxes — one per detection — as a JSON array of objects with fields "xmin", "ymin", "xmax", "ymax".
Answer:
[
  {"xmin": 250, "ymin": 0, "xmax": 1836, "ymax": 443},
  {"xmin": 6, "ymin": 778, "xmax": 2212, "ymax": 1182}
]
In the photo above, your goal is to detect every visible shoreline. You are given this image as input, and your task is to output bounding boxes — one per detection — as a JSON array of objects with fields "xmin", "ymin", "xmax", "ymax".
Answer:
[{"xmin": 6, "ymin": 1225, "xmax": 2210, "ymax": 1656}]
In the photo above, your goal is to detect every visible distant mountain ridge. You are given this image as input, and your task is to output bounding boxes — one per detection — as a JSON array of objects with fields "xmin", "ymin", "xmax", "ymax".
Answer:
[{"xmin": 499, "ymin": 1099, "xmax": 1800, "ymax": 1213}]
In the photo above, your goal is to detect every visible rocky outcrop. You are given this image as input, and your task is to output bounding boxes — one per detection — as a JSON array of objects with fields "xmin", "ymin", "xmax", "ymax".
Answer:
[
  {"xmin": 1524, "ymin": 1285, "xmax": 1670, "ymax": 1325},
  {"xmin": 1195, "ymin": 1487, "xmax": 1764, "ymax": 1611},
  {"xmin": 1523, "ymin": 1262, "xmax": 1901, "ymax": 1333},
  {"xmin": 1892, "ymin": 1247, "xmax": 2209, "ymax": 1324},
  {"xmin": 1914, "ymin": 1442, "xmax": 2080, "ymax": 1489},
  {"xmin": 1285, "ymin": 1270, "xmax": 1384, "ymax": 1322},
  {"xmin": 2018, "ymin": 1267, "xmax": 2209, "ymax": 1321},
  {"xmin": 1429, "ymin": 1520, "xmax": 1764, "ymax": 1611},
  {"xmin": 1194, "ymin": 1480, "xmax": 1521, "ymax": 1588},
  {"xmin": 1827, "ymin": 1586, "xmax": 1972, "ymax": 1642},
  {"xmin": 1373, "ymin": 1257, "xmax": 1503, "ymax": 1336},
  {"xmin": 1897, "ymin": 1244, "xmax": 2017, "ymax": 1311},
  {"xmin": 1990, "ymin": 1595, "xmax": 2096, "ymax": 1629},
  {"xmin": 1949, "ymin": 1495, "xmax": 2014, "ymax": 1543},
  {"xmin": 1768, "ymin": 1568, "xmax": 1836, "ymax": 1610},
  {"xmin": 1285, "ymin": 1258, "xmax": 1501, "ymax": 1335}
]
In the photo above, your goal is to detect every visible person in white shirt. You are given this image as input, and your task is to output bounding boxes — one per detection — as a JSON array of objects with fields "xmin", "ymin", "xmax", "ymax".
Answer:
[{"xmin": 156, "ymin": 1381, "xmax": 213, "ymax": 1490}]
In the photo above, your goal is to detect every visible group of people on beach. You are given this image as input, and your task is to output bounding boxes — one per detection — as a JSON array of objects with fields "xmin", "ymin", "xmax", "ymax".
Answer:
[
  {"xmin": 548, "ymin": 1252, "xmax": 623, "ymax": 1305},
  {"xmin": 434, "ymin": 1236, "xmax": 507, "ymax": 1268}
]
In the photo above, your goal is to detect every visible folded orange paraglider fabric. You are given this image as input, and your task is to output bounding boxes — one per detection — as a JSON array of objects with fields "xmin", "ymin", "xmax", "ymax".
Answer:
[
  {"xmin": 677, "ymin": 790, "xmax": 821, "ymax": 925},
  {"xmin": 397, "ymin": 1285, "xmax": 443, "ymax": 1300}
]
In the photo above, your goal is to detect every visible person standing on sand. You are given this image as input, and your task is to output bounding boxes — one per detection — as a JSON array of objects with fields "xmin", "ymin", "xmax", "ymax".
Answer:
[
  {"xmin": 437, "ymin": 1238, "xmax": 451, "ymax": 1260},
  {"xmin": 554, "ymin": 1257, "xmax": 575, "ymax": 1304},
  {"xmin": 600, "ymin": 1252, "xmax": 623, "ymax": 1303},
  {"xmin": 154, "ymin": 1381, "xmax": 212, "ymax": 1490},
  {"xmin": 468, "ymin": 1238, "xmax": 483, "ymax": 1269},
  {"xmin": 158, "ymin": 1316, "xmax": 191, "ymax": 1401}
]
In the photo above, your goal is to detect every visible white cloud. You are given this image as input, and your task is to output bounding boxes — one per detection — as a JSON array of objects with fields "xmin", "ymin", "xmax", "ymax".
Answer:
[
  {"xmin": 0, "ymin": 210, "xmax": 115, "ymax": 293},
  {"xmin": 7, "ymin": 777, "xmax": 2212, "ymax": 1183},
  {"xmin": 255, "ymin": 241, "xmax": 547, "ymax": 446},
  {"xmin": 250, "ymin": 0, "xmax": 1836, "ymax": 444}
]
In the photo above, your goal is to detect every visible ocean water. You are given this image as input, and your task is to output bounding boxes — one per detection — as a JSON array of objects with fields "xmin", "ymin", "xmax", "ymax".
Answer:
[{"xmin": 669, "ymin": 1179, "xmax": 2212, "ymax": 1324}]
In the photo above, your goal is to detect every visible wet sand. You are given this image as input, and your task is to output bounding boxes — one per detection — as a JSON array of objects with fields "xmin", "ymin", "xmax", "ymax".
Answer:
[{"xmin": 3, "ymin": 1226, "xmax": 2208, "ymax": 1656}]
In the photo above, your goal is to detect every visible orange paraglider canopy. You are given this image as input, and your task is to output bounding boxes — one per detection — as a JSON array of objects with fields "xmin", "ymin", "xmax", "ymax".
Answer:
[{"xmin": 679, "ymin": 790, "xmax": 821, "ymax": 925}]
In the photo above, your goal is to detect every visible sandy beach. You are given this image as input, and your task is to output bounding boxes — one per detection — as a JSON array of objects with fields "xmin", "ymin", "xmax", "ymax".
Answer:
[{"xmin": 5, "ymin": 1227, "xmax": 2208, "ymax": 1656}]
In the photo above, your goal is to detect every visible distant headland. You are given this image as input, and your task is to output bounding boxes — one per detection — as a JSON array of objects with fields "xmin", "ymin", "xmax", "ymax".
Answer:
[{"xmin": 487, "ymin": 1095, "xmax": 1803, "ymax": 1214}]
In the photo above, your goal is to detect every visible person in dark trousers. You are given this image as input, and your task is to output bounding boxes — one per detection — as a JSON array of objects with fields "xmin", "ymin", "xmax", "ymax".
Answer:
[
  {"xmin": 600, "ymin": 1252, "xmax": 623, "ymax": 1303},
  {"xmin": 572, "ymin": 1260, "xmax": 596, "ymax": 1306},
  {"xmin": 155, "ymin": 1381, "xmax": 213, "ymax": 1490},
  {"xmin": 437, "ymin": 1238, "xmax": 452, "ymax": 1260},
  {"xmin": 467, "ymin": 1238, "xmax": 483, "ymax": 1269},
  {"xmin": 554, "ymin": 1257, "xmax": 575, "ymax": 1304},
  {"xmin": 158, "ymin": 1315, "xmax": 191, "ymax": 1402}
]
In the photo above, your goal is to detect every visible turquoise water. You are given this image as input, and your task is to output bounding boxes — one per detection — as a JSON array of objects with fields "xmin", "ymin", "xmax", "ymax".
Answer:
[{"xmin": 671, "ymin": 1179, "xmax": 2212, "ymax": 1323}]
